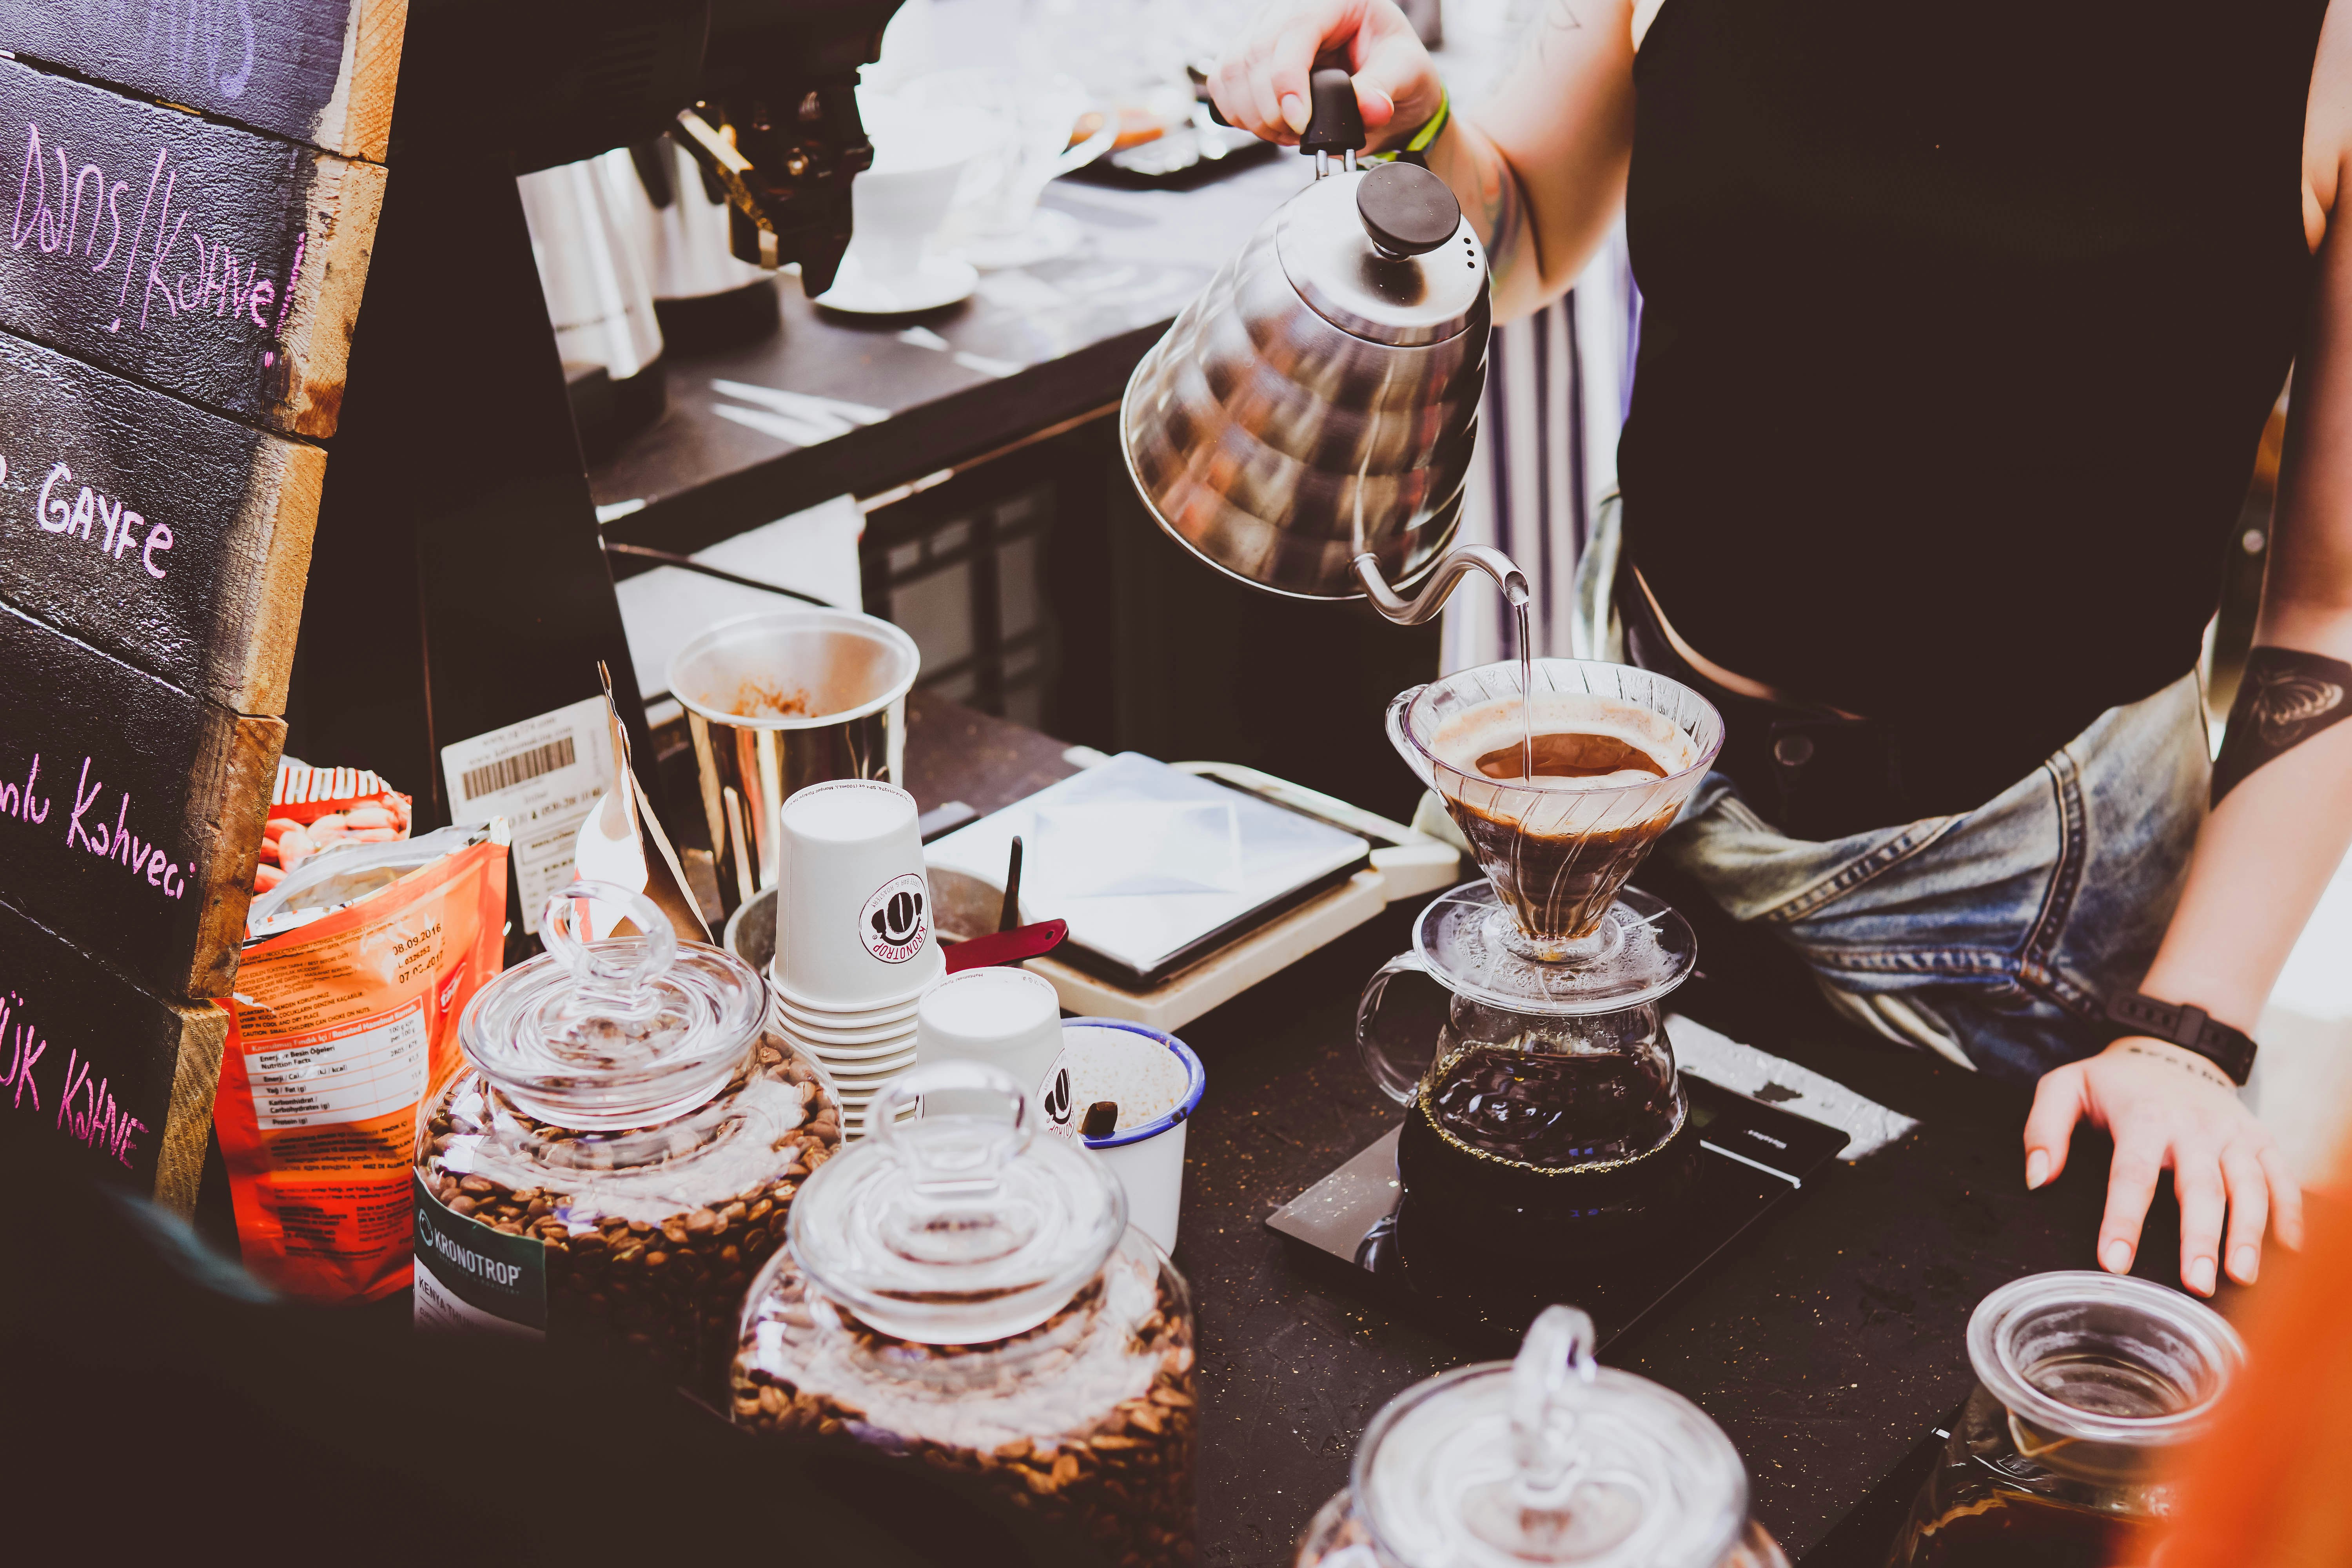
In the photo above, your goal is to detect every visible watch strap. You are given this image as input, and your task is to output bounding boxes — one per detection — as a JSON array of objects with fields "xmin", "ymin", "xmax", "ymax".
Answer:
[{"xmin": 2105, "ymin": 993, "xmax": 2257, "ymax": 1085}]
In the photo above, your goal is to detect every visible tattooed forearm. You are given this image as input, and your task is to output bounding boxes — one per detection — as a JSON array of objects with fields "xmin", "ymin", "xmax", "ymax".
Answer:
[
  {"xmin": 2212, "ymin": 646, "xmax": 2352, "ymax": 804},
  {"xmin": 1468, "ymin": 131, "xmax": 1530, "ymax": 294}
]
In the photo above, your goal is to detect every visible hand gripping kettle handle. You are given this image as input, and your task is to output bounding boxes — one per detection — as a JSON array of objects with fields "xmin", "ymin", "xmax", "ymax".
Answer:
[
  {"xmin": 1299, "ymin": 68, "xmax": 1367, "ymax": 156},
  {"xmin": 1357, "ymin": 951, "xmax": 1434, "ymax": 1106}
]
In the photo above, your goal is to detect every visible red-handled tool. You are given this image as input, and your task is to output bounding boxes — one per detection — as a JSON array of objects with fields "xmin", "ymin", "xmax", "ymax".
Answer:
[{"xmin": 944, "ymin": 918, "xmax": 1068, "ymax": 973}]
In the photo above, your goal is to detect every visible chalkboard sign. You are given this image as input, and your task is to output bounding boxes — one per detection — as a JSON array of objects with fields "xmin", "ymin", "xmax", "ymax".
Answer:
[
  {"xmin": 0, "ymin": 601, "xmax": 283, "ymax": 999},
  {"xmin": 0, "ymin": 56, "xmax": 385, "ymax": 436},
  {"xmin": 0, "ymin": 4, "xmax": 403, "ymax": 1210},
  {"xmin": 0, "ymin": 329, "xmax": 323, "ymax": 711},
  {"xmin": 4, "ymin": 0, "xmax": 404, "ymax": 159},
  {"xmin": 0, "ymin": 894, "xmax": 227, "ymax": 1214}
]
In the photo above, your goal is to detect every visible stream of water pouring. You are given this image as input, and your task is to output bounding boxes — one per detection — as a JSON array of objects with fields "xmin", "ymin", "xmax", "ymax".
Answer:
[{"xmin": 1514, "ymin": 593, "xmax": 1534, "ymax": 782}]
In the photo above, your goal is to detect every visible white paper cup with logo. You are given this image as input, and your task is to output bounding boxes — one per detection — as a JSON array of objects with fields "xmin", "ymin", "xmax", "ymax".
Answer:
[
  {"xmin": 774, "ymin": 778, "xmax": 945, "ymax": 1008},
  {"xmin": 1036, "ymin": 1020, "xmax": 1205, "ymax": 1253},
  {"xmin": 913, "ymin": 967, "xmax": 1065, "ymax": 1116}
]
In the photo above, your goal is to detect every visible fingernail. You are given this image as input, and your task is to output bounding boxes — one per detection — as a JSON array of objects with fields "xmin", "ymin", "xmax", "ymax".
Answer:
[
  {"xmin": 2024, "ymin": 1151, "xmax": 2049, "ymax": 1190},
  {"xmin": 2102, "ymin": 1240, "xmax": 2132, "ymax": 1273},
  {"xmin": 2230, "ymin": 1244, "xmax": 2259, "ymax": 1282},
  {"xmin": 1280, "ymin": 93, "xmax": 1307, "ymax": 132},
  {"xmin": 2189, "ymin": 1256, "xmax": 2216, "ymax": 1295}
]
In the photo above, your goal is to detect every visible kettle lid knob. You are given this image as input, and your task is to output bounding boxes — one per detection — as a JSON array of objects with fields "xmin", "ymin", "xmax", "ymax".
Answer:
[{"xmin": 1356, "ymin": 161, "xmax": 1461, "ymax": 257}]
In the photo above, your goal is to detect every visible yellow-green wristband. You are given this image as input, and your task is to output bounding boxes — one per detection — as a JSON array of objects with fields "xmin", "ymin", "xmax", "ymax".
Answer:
[{"xmin": 1402, "ymin": 87, "xmax": 1450, "ymax": 155}]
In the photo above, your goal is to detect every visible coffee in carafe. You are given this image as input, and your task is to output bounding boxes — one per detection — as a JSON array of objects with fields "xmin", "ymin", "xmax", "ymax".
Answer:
[{"xmin": 1396, "ymin": 1038, "xmax": 1701, "ymax": 1261}]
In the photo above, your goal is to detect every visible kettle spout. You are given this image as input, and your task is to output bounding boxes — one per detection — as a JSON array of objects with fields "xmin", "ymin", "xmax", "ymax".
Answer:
[{"xmin": 1353, "ymin": 546, "xmax": 1530, "ymax": 626}]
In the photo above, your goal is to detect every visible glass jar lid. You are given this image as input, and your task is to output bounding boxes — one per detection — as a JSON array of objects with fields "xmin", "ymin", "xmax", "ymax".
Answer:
[
  {"xmin": 1356, "ymin": 1307, "xmax": 1748, "ymax": 1568},
  {"xmin": 1416, "ymin": 882, "xmax": 1698, "ymax": 1017},
  {"xmin": 1967, "ymin": 1271, "xmax": 2246, "ymax": 1456},
  {"xmin": 458, "ymin": 882, "xmax": 769, "ymax": 1131},
  {"xmin": 787, "ymin": 1060, "xmax": 1127, "ymax": 1345}
]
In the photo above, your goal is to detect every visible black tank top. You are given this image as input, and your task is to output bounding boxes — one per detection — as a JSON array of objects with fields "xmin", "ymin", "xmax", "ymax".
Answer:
[{"xmin": 1619, "ymin": 0, "xmax": 2328, "ymax": 806}]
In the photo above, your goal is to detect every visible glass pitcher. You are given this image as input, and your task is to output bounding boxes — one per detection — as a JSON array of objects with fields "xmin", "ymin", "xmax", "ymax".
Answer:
[
  {"xmin": 1886, "ymin": 1271, "xmax": 2247, "ymax": 1567},
  {"xmin": 1296, "ymin": 1305, "xmax": 1787, "ymax": 1568},
  {"xmin": 1358, "ymin": 879, "xmax": 1704, "ymax": 1260}
]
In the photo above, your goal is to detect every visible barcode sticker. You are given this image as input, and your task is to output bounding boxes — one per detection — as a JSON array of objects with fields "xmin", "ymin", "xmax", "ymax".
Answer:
[
  {"xmin": 459, "ymin": 735, "xmax": 576, "ymax": 802},
  {"xmin": 440, "ymin": 697, "xmax": 614, "ymax": 933}
]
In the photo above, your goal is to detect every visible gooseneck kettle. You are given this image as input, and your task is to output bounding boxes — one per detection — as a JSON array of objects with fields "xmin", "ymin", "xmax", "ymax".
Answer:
[{"xmin": 1120, "ymin": 70, "xmax": 1522, "ymax": 625}]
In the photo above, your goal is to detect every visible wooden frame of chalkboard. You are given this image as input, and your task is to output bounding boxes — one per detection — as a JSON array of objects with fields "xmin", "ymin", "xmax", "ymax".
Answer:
[{"xmin": 0, "ymin": 3, "xmax": 405, "ymax": 1212}]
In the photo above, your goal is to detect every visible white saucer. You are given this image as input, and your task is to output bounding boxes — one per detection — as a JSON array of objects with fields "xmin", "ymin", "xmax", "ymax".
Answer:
[{"xmin": 814, "ymin": 252, "xmax": 978, "ymax": 314}]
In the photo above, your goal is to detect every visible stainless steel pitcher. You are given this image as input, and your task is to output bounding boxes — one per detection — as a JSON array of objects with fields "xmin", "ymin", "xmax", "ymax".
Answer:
[{"xmin": 1119, "ymin": 70, "xmax": 1522, "ymax": 624}]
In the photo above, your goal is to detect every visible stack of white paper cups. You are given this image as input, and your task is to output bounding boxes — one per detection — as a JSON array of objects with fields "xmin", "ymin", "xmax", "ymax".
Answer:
[{"xmin": 770, "ymin": 779, "xmax": 944, "ymax": 1135}]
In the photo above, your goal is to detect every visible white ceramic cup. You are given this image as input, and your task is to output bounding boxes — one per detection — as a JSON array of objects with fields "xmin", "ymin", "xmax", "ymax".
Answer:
[
  {"xmin": 914, "ymin": 967, "xmax": 1065, "ymax": 1117},
  {"xmin": 1037, "ymin": 1020, "xmax": 1206, "ymax": 1254},
  {"xmin": 775, "ymin": 779, "xmax": 946, "ymax": 1007}
]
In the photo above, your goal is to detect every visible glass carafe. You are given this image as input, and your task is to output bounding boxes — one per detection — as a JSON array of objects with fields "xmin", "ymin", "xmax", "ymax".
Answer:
[
  {"xmin": 1358, "ymin": 880, "xmax": 1703, "ymax": 1260},
  {"xmin": 1887, "ymin": 1271, "xmax": 2246, "ymax": 1567},
  {"xmin": 1296, "ymin": 1305, "xmax": 1786, "ymax": 1568},
  {"xmin": 732, "ymin": 1061, "xmax": 1197, "ymax": 1564},
  {"xmin": 414, "ymin": 882, "xmax": 839, "ymax": 1396}
]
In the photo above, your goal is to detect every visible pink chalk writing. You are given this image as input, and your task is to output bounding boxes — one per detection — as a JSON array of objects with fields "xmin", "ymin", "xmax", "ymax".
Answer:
[
  {"xmin": 0, "ymin": 752, "xmax": 48, "ymax": 823},
  {"xmin": 11, "ymin": 121, "xmax": 297, "ymax": 343},
  {"xmin": 32, "ymin": 454, "xmax": 172, "ymax": 579},
  {"xmin": 127, "ymin": 0, "xmax": 260, "ymax": 103},
  {"xmin": 2, "ymin": 989, "xmax": 47, "ymax": 1113},
  {"xmin": 0, "ymin": 991, "xmax": 145, "ymax": 1168},
  {"xmin": 56, "ymin": 757, "xmax": 187, "ymax": 901},
  {"xmin": 56, "ymin": 1045, "xmax": 147, "ymax": 1167}
]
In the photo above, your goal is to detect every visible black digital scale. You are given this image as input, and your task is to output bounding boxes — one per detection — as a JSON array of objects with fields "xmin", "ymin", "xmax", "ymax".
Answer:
[{"xmin": 1267, "ymin": 1076, "xmax": 1849, "ymax": 1353}]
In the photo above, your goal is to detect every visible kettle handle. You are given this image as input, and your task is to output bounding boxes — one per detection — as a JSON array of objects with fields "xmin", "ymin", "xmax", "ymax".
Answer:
[{"xmin": 1299, "ymin": 68, "xmax": 1367, "ymax": 158}]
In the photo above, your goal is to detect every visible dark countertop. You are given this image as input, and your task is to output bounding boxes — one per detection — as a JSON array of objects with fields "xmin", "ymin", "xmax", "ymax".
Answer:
[
  {"xmin": 900, "ymin": 694, "xmax": 2223, "ymax": 1566},
  {"xmin": 588, "ymin": 159, "xmax": 1311, "ymax": 562}
]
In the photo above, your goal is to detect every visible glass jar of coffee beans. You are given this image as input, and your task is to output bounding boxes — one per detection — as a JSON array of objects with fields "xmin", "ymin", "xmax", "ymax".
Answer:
[
  {"xmin": 414, "ymin": 883, "xmax": 838, "ymax": 1397},
  {"xmin": 1296, "ymin": 1306, "xmax": 1786, "ymax": 1568},
  {"xmin": 733, "ymin": 1062, "xmax": 1196, "ymax": 1567}
]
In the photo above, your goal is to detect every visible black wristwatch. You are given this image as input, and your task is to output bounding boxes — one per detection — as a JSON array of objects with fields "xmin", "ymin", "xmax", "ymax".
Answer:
[{"xmin": 2105, "ymin": 993, "xmax": 2258, "ymax": 1085}]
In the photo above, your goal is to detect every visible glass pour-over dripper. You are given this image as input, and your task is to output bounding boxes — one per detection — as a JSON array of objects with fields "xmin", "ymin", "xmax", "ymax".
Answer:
[{"xmin": 1389, "ymin": 659, "xmax": 1722, "ymax": 990}]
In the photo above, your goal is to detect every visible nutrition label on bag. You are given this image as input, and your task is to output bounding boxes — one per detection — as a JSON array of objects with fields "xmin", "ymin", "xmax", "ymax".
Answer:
[
  {"xmin": 244, "ymin": 1001, "xmax": 429, "ymax": 1131},
  {"xmin": 439, "ymin": 696, "xmax": 613, "ymax": 933}
]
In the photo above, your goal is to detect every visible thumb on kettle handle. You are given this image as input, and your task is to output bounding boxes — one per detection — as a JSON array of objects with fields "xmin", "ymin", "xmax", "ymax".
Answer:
[{"xmin": 1299, "ymin": 67, "xmax": 1366, "ymax": 154}]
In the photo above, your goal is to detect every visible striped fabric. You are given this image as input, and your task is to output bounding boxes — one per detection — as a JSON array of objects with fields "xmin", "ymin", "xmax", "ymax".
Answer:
[{"xmin": 1441, "ymin": 228, "xmax": 1641, "ymax": 675}]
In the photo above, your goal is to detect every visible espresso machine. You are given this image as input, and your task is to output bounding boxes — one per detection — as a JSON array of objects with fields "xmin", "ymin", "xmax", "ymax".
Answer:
[
  {"xmin": 287, "ymin": 0, "xmax": 905, "ymax": 953},
  {"xmin": 1120, "ymin": 69, "xmax": 1847, "ymax": 1336}
]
